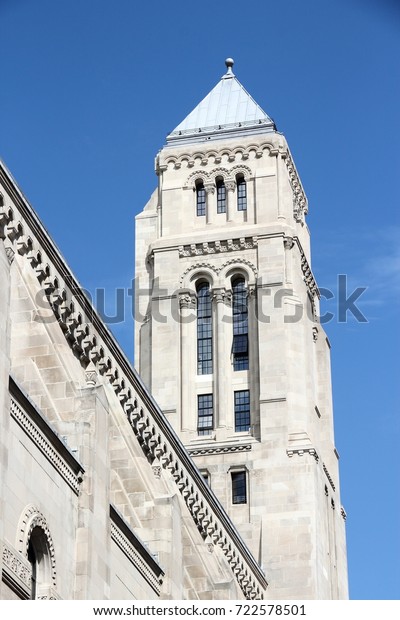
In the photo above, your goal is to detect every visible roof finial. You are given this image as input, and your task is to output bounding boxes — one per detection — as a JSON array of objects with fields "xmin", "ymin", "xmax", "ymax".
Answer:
[{"xmin": 225, "ymin": 58, "xmax": 234, "ymax": 76}]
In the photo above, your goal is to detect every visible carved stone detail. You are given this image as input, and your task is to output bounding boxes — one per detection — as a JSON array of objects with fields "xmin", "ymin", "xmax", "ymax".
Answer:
[
  {"xmin": 283, "ymin": 236, "xmax": 294, "ymax": 250},
  {"xmin": 188, "ymin": 444, "xmax": 252, "ymax": 457},
  {"xmin": 2, "ymin": 541, "xmax": 32, "ymax": 588},
  {"xmin": 5, "ymin": 246, "xmax": 15, "ymax": 264},
  {"xmin": 299, "ymin": 246, "xmax": 319, "ymax": 298},
  {"xmin": 152, "ymin": 465, "xmax": 162, "ymax": 479},
  {"xmin": 284, "ymin": 151, "xmax": 308, "ymax": 222},
  {"xmin": 178, "ymin": 291, "xmax": 197, "ymax": 309},
  {"xmin": 211, "ymin": 287, "xmax": 232, "ymax": 305},
  {"xmin": 178, "ymin": 236, "xmax": 258, "ymax": 258},
  {"xmin": 287, "ymin": 447, "xmax": 319, "ymax": 462}
]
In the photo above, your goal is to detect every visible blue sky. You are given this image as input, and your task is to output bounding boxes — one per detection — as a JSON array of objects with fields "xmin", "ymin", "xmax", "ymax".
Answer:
[{"xmin": 1, "ymin": 0, "xmax": 399, "ymax": 600}]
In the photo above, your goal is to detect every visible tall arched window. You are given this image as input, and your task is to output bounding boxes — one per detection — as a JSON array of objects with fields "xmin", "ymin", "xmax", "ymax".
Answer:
[
  {"xmin": 232, "ymin": 277, "xmax": 249, "ymax": 370},
  {"xmin": 197, "ymin": 282, "xmax": 212, "ymax": 374},
  {"xmin": 196, "ymin": 181, "xmax": 206, "ymax": 216},
  {"xmin": 237, "ymin": 175, "xmax": 247, "ymax": 211},
  {"xmin": 216, "ymin": 178, "xmax": 226, "ymax": 213},
  {"xmin": 27, "ymin": 526, "xmax": 52, "ymax": 599}
]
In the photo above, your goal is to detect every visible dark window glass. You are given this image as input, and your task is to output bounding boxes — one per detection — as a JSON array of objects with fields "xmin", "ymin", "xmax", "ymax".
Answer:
[
  {"xmin": 196, "ymin": 182, "xmax": 206, "ymax": 216},
  {"xmin": 198, "ymin": 394, "xmax": 213, "ymax": 436},
  {"xmin": 232, "ymin": 471, "xmax": 247, "ymax": 504},
  {"xmin": 197, "ymin": 283, "xmax": 212, "ymax": 374},
  {"xmin": 216, "ymin": 179, "xmax": 226, "ymax": 213},
  {"xmin": 232, "ymin": 278, "xmax": 249, "ymax": 370},
  {"xmin": 234, "ymin": 389, "xmax": 250, "ymax": 432},
  {"xmin": 237, "ymin": 177, "xmax": 247, "ymax": 211}
]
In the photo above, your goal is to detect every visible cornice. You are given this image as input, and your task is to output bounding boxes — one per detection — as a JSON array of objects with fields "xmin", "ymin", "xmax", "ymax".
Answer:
[
  {"xmin": 0, "ymin": 162, "xmax": 267, "ymax": 599},
  {"xmin": 9, "ymin": 377, "xmax": 84, "ymax": 495},
  {"xmin": 110, "ymin": 505, "xmax": 164, "ymax": 595}
]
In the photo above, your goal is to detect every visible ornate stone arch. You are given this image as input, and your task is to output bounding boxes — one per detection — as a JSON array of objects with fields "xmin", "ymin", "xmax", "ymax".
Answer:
[
  {"xmin": 219, "ymin": 258, "xmax": 258, "ymax": 287},
  {"xmin": 179, "ymin": 263, "xmax": 218, "ymax": 288},
  {"xmin": 258, "ymin": 141, "xmax": 277, "ymax": 156},
  {"xmin": 230, "ymin": 164, "xmax": 252, "ymax": 181},
  {"xmin": 185, "ymin": 170, "xmax": 209, "ymax": 189},
  {"xmin": 208, "ymin": 166, "xmax": 231, "ymax": 182},
  {"xmin": 17, "ymin": 504, "xmax": 57, "ymax": 589}
]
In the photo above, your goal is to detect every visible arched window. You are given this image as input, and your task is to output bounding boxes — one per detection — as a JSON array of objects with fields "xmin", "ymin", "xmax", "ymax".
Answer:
[
  {"xmin": 18, "ymin": 505, "xmax": 57, "ymax": 600},
  {"xmin": 196, "ymin": 181, "xmax": 206, "ymax": 216},
  {"xmin": 216, "ymin": 178, "xmax": 226, "ymax": 213},
  {"xmin": 197, "ymin": 282, "xmax": 212, "ymax": 374},
  {"xmin": 27, "ymin": 526, "xmax": 52, "ymax": 599},
  {"xmin": 232, "ymin": 277, "xmax": 249, "ymax": 370},
  {"xmin": 237, "ymin": 175, "xmax": 247, "ymax": 211}
]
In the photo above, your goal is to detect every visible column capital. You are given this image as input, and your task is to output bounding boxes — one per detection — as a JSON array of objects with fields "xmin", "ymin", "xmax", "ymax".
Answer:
[
  {"xmin": 178, "ymin": 290, "xmax": 196, "ymax": 309},
  {"xmin": 211, "ymin": 287, "xmax": 232, "ymax": 305}
]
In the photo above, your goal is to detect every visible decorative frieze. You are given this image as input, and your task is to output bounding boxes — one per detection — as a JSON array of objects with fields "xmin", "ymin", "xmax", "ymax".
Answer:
[
  {"xmin": 178, "ymin": 236, "xmax": 258, "ymax": 258},
  {"xmin": 2, "ymin": 541, "xmax": 32, "ymax": 593},
  {"xmin": 188, "ymin": 444, "xmax": 252, "ymax": 457}
]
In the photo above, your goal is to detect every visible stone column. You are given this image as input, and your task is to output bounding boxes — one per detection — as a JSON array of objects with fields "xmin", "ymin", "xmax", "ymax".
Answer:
[
  {"xmin": 179, "ymin": 291, "xmax": 196, "ymax": 432},
  {"xmin": 283, "ymin": 236, "xmax": 294, "ymax": 286},
  {"xmin": 204, "ymin": 184, "xmax": 215, "ymax": 225},
  {"xmin": 226, "ymin": 180, "xmax": 236, "ymax": 222},
  {"xmin": 212, "ymin": 288, "xmax": 230, "ymax": 428}
]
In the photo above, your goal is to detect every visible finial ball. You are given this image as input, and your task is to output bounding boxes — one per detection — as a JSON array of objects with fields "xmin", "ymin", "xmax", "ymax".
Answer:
[{"xmin": 225, "ymin": 58, "xmax": 234, "ymax": 68}]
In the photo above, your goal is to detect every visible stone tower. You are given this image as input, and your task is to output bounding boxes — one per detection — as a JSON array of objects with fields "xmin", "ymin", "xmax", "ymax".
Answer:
[{"xmin": 135, "ymin": 59, "xmax": 348, "ymax": 599}]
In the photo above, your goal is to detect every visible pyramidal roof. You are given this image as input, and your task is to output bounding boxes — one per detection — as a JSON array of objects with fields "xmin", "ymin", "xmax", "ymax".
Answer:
[{"xmin": 166, "ymin": 59, "xmax": 275, "ymax": 145}]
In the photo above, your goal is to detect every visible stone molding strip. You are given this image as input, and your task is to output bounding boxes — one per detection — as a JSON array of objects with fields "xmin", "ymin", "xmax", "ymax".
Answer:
[
  {"xmin": 188, "ymin": 444, "xmax": 252, "ymax": 457},
  {"xmin": 110, "ymin": 505, "xmax": 164, "ymax": 595},
  {"xmin": 2, "ymin": 540, "xmax": 32, "ymax": 600},
  {"xmin": 0, "ymin": 162, "xmax": 267, "ymax": 599},
  {"xmin": 9, "ymin": 377, "xmax": 85, "ymax": 495},
  {"xmin": 178, "ymin": 237, "xmax": 258, "ymax": 257}
]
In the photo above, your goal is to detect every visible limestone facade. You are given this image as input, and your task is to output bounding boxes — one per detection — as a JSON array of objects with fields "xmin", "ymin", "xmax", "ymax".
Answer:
[
  {"xmin": 134, "ymin": 62, "xmax": 348, "ymax": 599},
  {"xmin": 0, "ymin": 160, "xmax": 266, "ymax": 600}
]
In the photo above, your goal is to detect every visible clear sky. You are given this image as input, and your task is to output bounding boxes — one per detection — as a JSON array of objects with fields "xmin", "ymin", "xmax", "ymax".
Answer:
[{"xmin": 1, "ymin": 0, "xmax": 399, "ymax": 600}]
